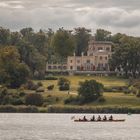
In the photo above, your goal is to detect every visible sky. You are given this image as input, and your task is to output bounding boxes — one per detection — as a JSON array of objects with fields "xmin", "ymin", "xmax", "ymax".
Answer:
[{"xmin": 0, "ymin": 0, "xmax": 140, "ymax": 36}]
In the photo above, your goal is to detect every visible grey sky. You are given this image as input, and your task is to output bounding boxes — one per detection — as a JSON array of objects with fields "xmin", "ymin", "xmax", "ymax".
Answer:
[{"xmin": 0, "ymin": 0, "xmax": 140, "ymax": 36}]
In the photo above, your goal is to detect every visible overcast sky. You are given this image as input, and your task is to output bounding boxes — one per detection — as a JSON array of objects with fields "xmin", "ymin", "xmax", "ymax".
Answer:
[{"xmin": 0, "ymin": 0, "xmax": 140, "ymax": 36}]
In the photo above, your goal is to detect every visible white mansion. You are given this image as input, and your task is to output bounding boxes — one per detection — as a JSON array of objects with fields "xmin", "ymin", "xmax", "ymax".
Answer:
[{"xmin": 46, "ymin": 37, "xmax": 113, "ymax": 74}]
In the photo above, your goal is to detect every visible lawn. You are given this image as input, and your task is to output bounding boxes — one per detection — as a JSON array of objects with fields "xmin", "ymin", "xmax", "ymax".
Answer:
[
  {"xmin": 35, "ymin": 76, "xmax": 140, "ymax": 107},
  {"xmin": 35, "ymin": 75, "xmax": 128, "ymax": 93}
]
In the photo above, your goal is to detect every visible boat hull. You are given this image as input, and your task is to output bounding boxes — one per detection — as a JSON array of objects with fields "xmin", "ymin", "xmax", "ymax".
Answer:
[{"xmin": 74, "ymin": 119, "xmax": 125, "ymax": 122}]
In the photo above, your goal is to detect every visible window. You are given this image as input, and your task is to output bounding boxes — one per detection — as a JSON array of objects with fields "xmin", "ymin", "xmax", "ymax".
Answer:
[
  {"xmin": 48, "ymin": 66, "xmax": 51, "ymax": 69},
  {"xmin": 58, "ymin": 66, "xmax": 62, "ymax": 69},
  {"xmin": 77, "ymin": 66, "xmax": 80, "ymax": 70},
  {"xmin": 53, "ymin": 66, "xmax": 57, "ymax": 69},
  {"xmin": 87, "ymin": 60, "xmax": 90, "ymax": 63},
  {"xmin": 63, "ymin": 66, "xmax": 66, "ymax": 69},
  {"xmin": 105, "ymin": 57, "xmax": 108, "ymax": 60},
  {"xmin": 70, "ymin": 60, "xmax": 73, "ymax": 63},
  {"xmin": 77, "ymin": 60, "xmax": 80, "ymax": 63},
  {"xmin": 106, "ymin": 47, "xmax": 110, "ymax": 51},
  {"xmin": 100, "ymin": 56, "xmax": 103, "ymax": 60},
  {"xmin": 70, "ymin": 66, "xmax": 73, "ymax": 70},
  {"xmin": 98, "ymin": 47, "xmax": 103, "ymax": 50}
]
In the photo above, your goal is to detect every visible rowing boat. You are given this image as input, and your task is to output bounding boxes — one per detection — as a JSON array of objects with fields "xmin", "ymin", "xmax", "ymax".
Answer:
[{"xmin": 74, "ymin": 119, "xmax": 125, "ymax": 122}]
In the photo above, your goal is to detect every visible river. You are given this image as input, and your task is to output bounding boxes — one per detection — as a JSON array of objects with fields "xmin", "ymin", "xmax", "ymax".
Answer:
[{"xmin": 0, "ymin": 113, "xmax": 140, "ymax": 140}]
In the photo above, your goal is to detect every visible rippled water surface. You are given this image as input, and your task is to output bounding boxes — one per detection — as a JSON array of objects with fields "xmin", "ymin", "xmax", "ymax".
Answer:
[{"xmin": 0, "ymin": 113, "xmax": 140, "ymax": 140}]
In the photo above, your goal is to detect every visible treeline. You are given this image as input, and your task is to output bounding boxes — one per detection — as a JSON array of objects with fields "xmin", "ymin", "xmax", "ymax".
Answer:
[{"xmin": 0, "ymin": 27, "xmax": 140, "ymax": 88}]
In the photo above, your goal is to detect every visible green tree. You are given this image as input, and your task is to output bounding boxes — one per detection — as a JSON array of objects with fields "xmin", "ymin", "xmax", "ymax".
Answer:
[
  {"xmin": 78, "ymin": 80, "xmax": 104, "ymax": 103},
  {"xmin": 17, "ymin": 41, "xmax": 46, "ymax": 78},
  {"xmin": 0, "ymin": 46, "xmax": 30, "ymax": 88},
  {"xmin": 95, "ymin": 29, "xmax": 111, "ymax": 41},
  {"xmin": 0, "ymin": 27, "xmax": 11, "ymax": 45},
  {"xmin": 51, "ymin": 28, "xmax": 75, "ymax": 63},
  {"xmin": 74, "ymin": 27, "xmax": 91, "ymax": 56},
  {"xmin": 110, "ymin": 36, "xmax": 140, "ymax": 78}
]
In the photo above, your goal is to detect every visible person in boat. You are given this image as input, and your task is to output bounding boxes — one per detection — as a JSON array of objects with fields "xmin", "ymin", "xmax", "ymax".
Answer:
[
  {"xmin": 97, "ymin": 115, "xmax": 101, "ymax": 121},
  {"xmin": 83, "ymin": 116, "xmax": 87, "ymax": 121},
  {"xmin": 90, "ymin": 115, "xmax": 95, "ymax": 121},
  {"xmin": 103, "ymin": 115, "xmax": 107, "ymax": 121},
  {"xmin": 109, "ymin": 115, "xmax": 113, "ymax": 121}
]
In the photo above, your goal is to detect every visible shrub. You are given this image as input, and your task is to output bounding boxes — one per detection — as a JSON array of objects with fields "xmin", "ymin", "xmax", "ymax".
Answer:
[
  {"xmin": 25, "ymin": 93, "xmax": 43, "ymax": 106},
  {"xmin": 45, "ymin": 76, "xmax": 58, "ymax": 80},
  {"xmin": 78, "ymin": 80, "xmax": 104, "ymax": 103},
  {"xmin": 47, "ymin": 85, "xmax": 54, "ymax": 90},
  {"xmin": 19, "ymin": 91, "xmax": 26, "ymax": 97},
  {"xmin": 11, "ymin": 98, "xmax": 23, "ymax": 105},
  {"xmin": 97, "ymin": 96, "xmax": 106, "ymax": 102},
  {"xmin": 59, "ymin": 83, "xmax": 70, "ymax": 91},
  {"xmin": 136, "ymin": 90, "xmax": 140, "ymax": 97},
  {"xmin": 25, "ymin": 80, "xmax": 39, "ymax": 90},
  {"xmin": 58, "ymin": 77, "xmax": 70, "ymax": 86},
  {"xmin": 58, "ymin": 77, "xmax": 70, "ymax": 91},
  {"xmin": 0, "ymin": 87, "xmax": 9, "ymax": 104},
  {"xmin": 37, "ymin": 81, "xmax": 43, "ymax": 87}
]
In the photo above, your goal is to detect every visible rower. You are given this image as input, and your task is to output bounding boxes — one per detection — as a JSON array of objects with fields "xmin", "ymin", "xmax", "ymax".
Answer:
[
  {"xmin": 109, "ymin": 115, "xmax": 113, "ymax": 121},
  {"xmin": 103, "ymin": 115, "xmax": 107, "ymax": 121},
  {"xmin": 97, "ymin": 115, "xmax": 101, "ymax": 121},
  {"xmin": 90, "ymin": 115, "xmax": 95, "ymax": 121},
  {"xmin": 83, "ymin": 116, "xmax": 87, "ymax": 121}
]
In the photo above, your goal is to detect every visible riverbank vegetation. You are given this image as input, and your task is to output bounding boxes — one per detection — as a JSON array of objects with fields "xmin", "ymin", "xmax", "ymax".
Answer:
[
  {"xmin": 0, "ymin": 26, "xmax": 140, "ymax": 113},
  {"xmin": 0, "ymin": 75, "xmax": 140, "ymax": 113}
]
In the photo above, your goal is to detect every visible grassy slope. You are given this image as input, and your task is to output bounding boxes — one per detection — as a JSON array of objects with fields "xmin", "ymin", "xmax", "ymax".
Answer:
[{"xmin": 35, "ymin": 76, "xmax": 140, "ymax": 107}]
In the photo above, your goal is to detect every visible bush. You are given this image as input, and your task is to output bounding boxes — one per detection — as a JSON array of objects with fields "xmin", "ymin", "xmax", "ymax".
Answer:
[
  {"xmin": 47, "ymin": 85, "xmax": 54, "ymax": 90},
  {"xmin": 78, "ymin": 80, "xmax": 104, "ymax": 103},
  {"xmin": 37, "ymin": 82, "xmax": 43, "ymax": 87},
  {"xmin": 11, "ymin": 98, "xmax": 23, "ymax": 105},
  {"xmin": 97, "ymin": 96, "xmax": 106, "ymax": 102},
  {"xmin": 58, "ymin": 77, "xmax": 70, "ymax": 91},
  {"xmin": 59, "ymin": 83, "xmax": 70, "ymax": 91},
  {"xmin": 136, "ymin": 90, "xmax": 140, "ymax": 97},
  {"xmin": 64, "ymin": 96, "xmax": 85, "ymax": 105},
  {"xmin": 25, "ymin": 93, "xmax": 43, "ymax": 106},
  {"xmin": 45, "ymin": 76, "xmax": 58, "ymax": 80},
  {"xmin": 19, "ymin": 91, "xmax": 26, "ymax": 97},
  {"xmin": 24, "ymin": 80, "xmax": 39, "ymax": 90}
]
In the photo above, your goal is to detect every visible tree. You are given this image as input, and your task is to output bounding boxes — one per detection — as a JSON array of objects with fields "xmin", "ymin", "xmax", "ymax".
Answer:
[
  {"xmin": 110, "ymin": 36, "xmax": 140, "ymax": 78},
  {"xmin": 74, "ymin": 27, "xmax": 91, "ymax": 56},
  {"xmin": 17, "ymin": 41, "xmax": 46, "ymax": 78},
  {"xmin": 25, "ymin": 93, "xmax": 43, "ymax": 106},
  {"xmin": 0, "ymin": 27, "xmax": 11, "ymax": 45},
  {"xmin": 0, "ymin": 46, "xmax": 30, "ymax": 88},
  {"xmin": 78, "ymin": 80, "xmax": 104, "ymax": 103},
  {"xmin": 95, "ymin": 29, "xmax": 111, "ymax": 41},
  {"xmin": 51, "ymin": 28, "xmax": 75, "ymax": 62}
]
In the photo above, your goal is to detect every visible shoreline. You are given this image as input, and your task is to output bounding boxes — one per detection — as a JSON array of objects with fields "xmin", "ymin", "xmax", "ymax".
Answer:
[{"xmin": 0, "ymin": 105, "xmax": 140, "ymax": 114}]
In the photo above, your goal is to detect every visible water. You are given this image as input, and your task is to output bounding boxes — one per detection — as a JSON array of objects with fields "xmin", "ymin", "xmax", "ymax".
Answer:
[{"xmin": 0, "ymin": 113, "xmax": 140, "ymax": 140}]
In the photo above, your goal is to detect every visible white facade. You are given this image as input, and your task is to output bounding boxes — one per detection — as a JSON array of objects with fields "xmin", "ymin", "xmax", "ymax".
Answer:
[{"xmin": 67, "ymin": 39, "xmax": 112, "ymax": 71}]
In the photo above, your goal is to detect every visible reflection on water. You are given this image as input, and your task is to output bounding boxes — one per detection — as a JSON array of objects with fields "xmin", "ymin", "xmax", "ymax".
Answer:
[{"xmin": 0, "ymin": 113, "xmax": 140, "ymax": 140}]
